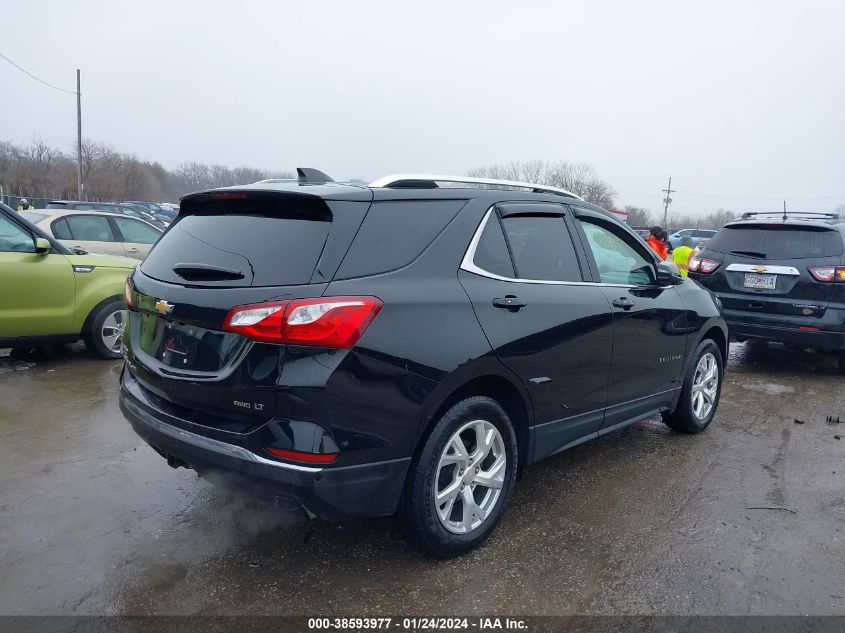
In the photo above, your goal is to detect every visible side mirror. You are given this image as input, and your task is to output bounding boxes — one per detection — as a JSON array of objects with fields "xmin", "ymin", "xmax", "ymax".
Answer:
[
  {"xmin": 34, "ymin": 237, "xmax": 51, "ymax": 254},
  {"xmin": 656, "ymin": 261, "xmax": 683, "ymax": 285}
]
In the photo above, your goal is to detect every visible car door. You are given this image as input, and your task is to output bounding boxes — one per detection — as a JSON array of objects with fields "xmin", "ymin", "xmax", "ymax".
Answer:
[
  {"xmin": 458, "ymin": 203, "xmax": 614, "ymax": 461},
  {"xmin": 571, "ymin": 210, "xmax": 688, "ymax": 432},
  {"xmin": 0, "ymin": 211, "xmax": 75, "ymax": 339},
  {"xmin": 61, "ymin": 214, "xmax": 123, "ymax": 256},
  {"xmin": 111, "ymin": 216, "xmax": 161, "ymax": 259}
]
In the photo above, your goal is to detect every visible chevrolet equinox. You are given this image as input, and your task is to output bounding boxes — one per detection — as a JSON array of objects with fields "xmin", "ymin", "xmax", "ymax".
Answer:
[{"xmin": 119, "ymin": 169, "xmax": 728, "ymax": 556}]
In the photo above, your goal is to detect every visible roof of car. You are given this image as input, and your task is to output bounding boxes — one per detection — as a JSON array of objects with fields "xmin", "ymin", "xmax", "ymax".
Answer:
[
  {"xmin": 182, "ymin": 177, "xmax": 614, "ymax": 216},
  {"xmin": 24, "ymin": 208, "xmax": 162, "ymax": 227},
  {"xmin": 724, "ymin": 216, "xmax": 845, "ymax": 232}
]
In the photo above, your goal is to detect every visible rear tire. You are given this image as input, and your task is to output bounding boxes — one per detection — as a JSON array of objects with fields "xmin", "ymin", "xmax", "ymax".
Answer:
[
  {"xmin": 402, "ymin": 396, "xmax": 518, "ymax": 557},
  {"xmin": 663, "ymin": 339, "xmax": 723, "ymax": 434},
  {"xmin": 9, "ymin": 346, "xmax": 34, "ymax": 359},
  {"xmin": 84, "ymin": 298, "xmax": 127, "ymax": 359},
  {"xmin": 837, "ymin": 351, "xmax": 845, "ymax": 375}
]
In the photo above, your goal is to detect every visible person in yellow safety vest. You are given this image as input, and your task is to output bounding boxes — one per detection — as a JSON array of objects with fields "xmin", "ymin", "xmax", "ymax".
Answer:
[
  {"xmin": 17, "ymin": 198, "xmax": 32, "ymax": 212},
  {"xmin": 673, "ymin": 236, "xmax": 694, "ymax": 276}
]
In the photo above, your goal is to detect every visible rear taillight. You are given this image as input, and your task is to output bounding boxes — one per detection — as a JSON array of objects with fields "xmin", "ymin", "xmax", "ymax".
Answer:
[
  {"xmin": 265, "ymin": 447, "xmax": 339, "ymax": 464},
  {"xmin": 689, "ymin": 256, "xmax": 720, "ymax": 274},
  {"xmin": 809, "ymin": 266, "xmax": 845, "ymax": 282},
  {"xmin": 124, "ymin": 276, "xmax": 134, "ymax": 308},
  {"xmin": 223, "ymin": 296, "xmax": 383, "ymax": 348}
]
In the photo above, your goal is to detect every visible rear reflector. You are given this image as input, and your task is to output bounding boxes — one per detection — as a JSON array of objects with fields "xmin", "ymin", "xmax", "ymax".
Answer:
[
  {"xmin": 799, "ymin": 326, "xmax": 821, "ymax": 332},
  {"xmin": 223, "ymin": 296, "xmax": 383, "ymax": 348},
  {"xmin": 265, "ymin": 447, "xmax": 339, "ymax": 464}
]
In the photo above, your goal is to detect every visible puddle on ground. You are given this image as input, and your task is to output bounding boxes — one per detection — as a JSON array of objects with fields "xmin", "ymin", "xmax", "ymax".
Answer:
[{"xmin": 741, "ymin": 382, "xmax": 796, "ymax": 396}]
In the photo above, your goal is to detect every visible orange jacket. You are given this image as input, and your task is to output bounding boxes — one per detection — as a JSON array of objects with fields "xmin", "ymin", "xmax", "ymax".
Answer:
[{"xmin": 647, "ymin": 237, "xmax": 668, "ymax": 261}]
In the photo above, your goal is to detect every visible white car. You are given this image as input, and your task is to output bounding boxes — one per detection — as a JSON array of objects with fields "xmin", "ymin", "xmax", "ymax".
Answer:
[{"xmin": 22, "ymin": 209, "xmax": 162, "ymax": 260}]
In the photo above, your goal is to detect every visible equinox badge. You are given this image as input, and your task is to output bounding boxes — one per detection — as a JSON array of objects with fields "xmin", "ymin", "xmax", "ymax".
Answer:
[{"xmin": 154, "ymin": 299, "xmax": 175, "ymax": 315}]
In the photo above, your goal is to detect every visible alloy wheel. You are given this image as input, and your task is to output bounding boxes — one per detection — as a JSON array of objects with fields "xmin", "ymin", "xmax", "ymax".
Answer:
[
  {"xmin": 101, "ymin": 309, "xmax": 127, "ymax": 354},
  {"xmin": 691, "ymin": 352, "xmax": 719, "ymax": 420},
  {"xmin": 434, "ymin": 419, "xmax": 506, "ymax": 534}
]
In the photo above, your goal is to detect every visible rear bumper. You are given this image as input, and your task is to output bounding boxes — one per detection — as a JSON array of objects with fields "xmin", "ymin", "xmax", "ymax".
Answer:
[
  {"xmin": 726, "ymin": 318, "xmax": 845, "ymax": 351},
  {"xmin": 119, "ymin": 373, "xmax": 410, "ymax": 521}
]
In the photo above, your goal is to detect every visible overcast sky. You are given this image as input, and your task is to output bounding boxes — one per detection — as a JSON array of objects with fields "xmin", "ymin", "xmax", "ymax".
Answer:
[{"xmin": 2, "ymin": 0, "xmax": 843, "ymax": 215}]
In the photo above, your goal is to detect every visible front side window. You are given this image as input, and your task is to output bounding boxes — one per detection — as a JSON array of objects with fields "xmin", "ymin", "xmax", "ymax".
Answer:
[
  {"xmin": 579, "ymin": 220, "xmax": 655, "ymax": 285},
  {"xmin": 65, "ymin": 216, "xmax": 116, "ymax": 242},
  {"xmin": 114, "ymin": 217, "xmax": 160, "ymax": 244},
  {"xmin": 0, "ymin": 214, "xmax": 35, "ymax": 253},
  {"xmin": 500, "ymin": 215, "xmax": 581, "ymax": 282}
]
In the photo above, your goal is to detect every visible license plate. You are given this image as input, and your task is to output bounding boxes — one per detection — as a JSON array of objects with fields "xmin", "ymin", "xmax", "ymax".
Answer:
[{"xmin": 744, "ymin": 272, "xmax": 777, "ymax": 289}]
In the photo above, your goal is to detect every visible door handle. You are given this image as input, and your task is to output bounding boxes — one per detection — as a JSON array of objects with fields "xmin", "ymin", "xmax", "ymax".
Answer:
[
  {"xmin": 493, "ymin": 296, "xmax": 527, "ymax": 312},
  {"xmin": 612, "ymin": 297, "xmax": 635, "ymax": 310},
  {"xmin": 126, "ymin": 247, "xmax": 140, "ymax": 252}
]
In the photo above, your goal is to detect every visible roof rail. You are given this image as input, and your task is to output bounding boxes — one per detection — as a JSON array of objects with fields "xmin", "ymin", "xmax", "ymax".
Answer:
[
  {"xmin": 369, "ymin": 174, "xmax": 583, "ymax": 200},
  {"xmin": 740, "ymin": 211, "xmax": 840, "ymax": 221}
]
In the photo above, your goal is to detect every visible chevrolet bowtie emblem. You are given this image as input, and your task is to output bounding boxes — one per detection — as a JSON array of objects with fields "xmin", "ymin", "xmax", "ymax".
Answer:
[
  {"xmin": 752, "ymin": 265, "xmax": 768, "ymax": 273},
  {"xmin": 154, "ymin": 299, "xmax": 175, "ymax": 314}
]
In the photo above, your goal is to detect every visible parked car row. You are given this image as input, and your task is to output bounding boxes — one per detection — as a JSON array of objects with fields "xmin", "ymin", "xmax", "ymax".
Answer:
[
  {"xmin": 5, "ymin": 172, "xmax": 842, "ymax": 558},
  {"xmin": 47, "ymin": 200, "xmax": 169, "ymax": 230}
]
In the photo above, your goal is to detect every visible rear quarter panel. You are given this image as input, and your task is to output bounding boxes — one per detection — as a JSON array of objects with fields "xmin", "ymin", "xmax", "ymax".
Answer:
[{"xmin": 676, "ymin": 278, "xmax": 729, "ymax": 361}]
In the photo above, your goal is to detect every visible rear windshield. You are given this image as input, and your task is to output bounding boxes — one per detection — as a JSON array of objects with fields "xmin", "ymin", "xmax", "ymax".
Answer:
[
  {"xmin": 140, "ymin": 196, "xmax": 332, "ymax": 286},
  {"xmin": 706, "ymin": 225, "xmax": 843, "ymax": 259}
]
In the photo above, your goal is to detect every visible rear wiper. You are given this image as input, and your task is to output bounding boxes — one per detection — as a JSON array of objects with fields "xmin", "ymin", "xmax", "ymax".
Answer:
[
  {"xmin": 172, "ymin": 263, "xmax": 244, "ymax": 281},
  {"xmin": 729, "ymin": 250, "xmax": 767, "ymax": 258}
]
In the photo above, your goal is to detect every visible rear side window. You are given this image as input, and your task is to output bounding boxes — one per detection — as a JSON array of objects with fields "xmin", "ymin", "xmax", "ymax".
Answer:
[
  {"xmin": 472, "ymin": 213, "xmax": 515, "ymax": 278},
  {"xmin": 707, "ymin": 225, "xmax": 843, "ymax": 259},
  {"xmin": 65, "ymin": 216, "xmax": 116, "ymax": 242},
  {"xmin": 140, "ymin": 194, "xmax": 333, "ymax": 287},
  {"xmin": 335, "ymin": 200, "xmax": 465, "ymax": 279},
  {"xmin": 51, "ymin": 218, "xmax": 71, "ymax": 239},
  {"xmin": 501, "ymin": 216, "xmax": 581, "ymax": 282},
  {"xmin": 114, "ymin": 217, "xmax": 160, "ymax": 244}
]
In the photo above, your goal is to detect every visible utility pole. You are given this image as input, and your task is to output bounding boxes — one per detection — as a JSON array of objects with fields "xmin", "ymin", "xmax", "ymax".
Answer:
[
  {"xmin": 661, "ymin": 177, "xmax": 675, "ymax": 229},
  {"xmin": 76, "ymin": 69, "xmax": 83, "ymax": 200}
]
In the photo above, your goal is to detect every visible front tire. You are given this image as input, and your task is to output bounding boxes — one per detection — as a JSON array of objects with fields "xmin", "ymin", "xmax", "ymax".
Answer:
[
  {"xmin": 84, "ymin": 298, "xmax": 127, "ymax": 359},
  {"xmin": 402, "ymin": 396, "xmax": 518, "ymax": 557},
  {"xmin": 663, "ymin": 339, "xmax": 723, "ymax": 434}
]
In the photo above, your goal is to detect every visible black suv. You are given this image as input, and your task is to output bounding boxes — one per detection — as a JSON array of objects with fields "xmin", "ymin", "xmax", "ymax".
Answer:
[
  {"xmin": 690, "ymin": 212, "xmax": 845, "ymax": 372},
  {"xmin": 119, "ymin": 170, "xmax": 727, "ymax": 556}
]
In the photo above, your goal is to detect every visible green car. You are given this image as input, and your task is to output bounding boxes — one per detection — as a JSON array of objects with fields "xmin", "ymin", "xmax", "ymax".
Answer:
[{"xmin": 0, "ymin": 203, "xmax": 137, "ymax": 359}]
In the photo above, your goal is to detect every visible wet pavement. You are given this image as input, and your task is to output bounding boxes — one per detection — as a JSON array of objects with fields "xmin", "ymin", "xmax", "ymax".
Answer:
[{"xmin": 0, "ymin": 342, "xmax": 843, "ymax": 616}]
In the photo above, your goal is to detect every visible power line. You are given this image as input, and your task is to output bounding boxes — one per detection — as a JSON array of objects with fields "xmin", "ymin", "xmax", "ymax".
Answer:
[{"xmin": 0, "ymin": 49, "xmax": 77, "ymax": 95}]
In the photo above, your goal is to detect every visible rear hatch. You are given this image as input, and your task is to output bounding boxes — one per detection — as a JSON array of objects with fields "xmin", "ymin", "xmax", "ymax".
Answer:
[
  {"xmin": 698, "ymin": 223, "xmax": 843, "ymax": 320},
  {"xmin": 124, "ymin": 187, "xmax": 371, "ymax": 432}
]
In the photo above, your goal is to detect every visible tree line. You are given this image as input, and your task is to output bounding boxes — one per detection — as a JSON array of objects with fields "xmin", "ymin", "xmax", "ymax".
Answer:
[
  {"xmin": 0, "ymin": 138, "xmax": 291, "ymax": 203},
  {"xmin": 3, "ymin": 139, "xmax": 781, "ymax": 230},
  {"xmin": 623, "ymin": 206, "xmax": 739, "ymax": 231}
]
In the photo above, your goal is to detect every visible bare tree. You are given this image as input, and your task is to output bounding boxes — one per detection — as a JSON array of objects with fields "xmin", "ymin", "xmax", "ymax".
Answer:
[
  {"xmin": 469, "ymin": 159, "xmax": 617, "ymax": 208},
  {"xmin": 624, "ymin": 205, "xmax": 654, "ymax": 228}
]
